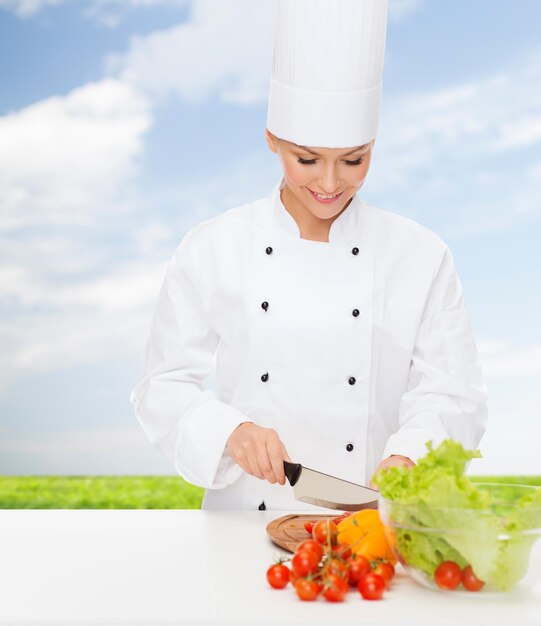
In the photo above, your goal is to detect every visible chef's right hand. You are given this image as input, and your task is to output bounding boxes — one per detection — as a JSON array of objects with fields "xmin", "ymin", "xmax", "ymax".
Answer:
[{"xmin": 225, "ymin": 422, "xmax": 292, "ymax": 485}]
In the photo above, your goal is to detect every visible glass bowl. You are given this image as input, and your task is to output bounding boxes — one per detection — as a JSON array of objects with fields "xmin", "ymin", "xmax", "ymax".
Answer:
[{"xmin": 378, "ymin": 483, "xmax": 541, "ymax": 592}]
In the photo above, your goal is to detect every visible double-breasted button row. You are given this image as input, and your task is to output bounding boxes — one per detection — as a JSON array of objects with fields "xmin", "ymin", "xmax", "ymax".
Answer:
[
  {"xmin": 346, "ymin": 443, "xmax": 354, "ymax": 452},
  {"xmin": 262, "ymin": 300, "xmax": 358, "ymax": 318},
  {"xmin": 261, "ymin": 372, "xmax": 357, "ymax": 386},
  {"xmin": 261, "ymin": 244, "xmax": 359, "ymax": 387},
  {"xmin": 266, "ymin": 245, "xmax": 359, "ymax": 255}
]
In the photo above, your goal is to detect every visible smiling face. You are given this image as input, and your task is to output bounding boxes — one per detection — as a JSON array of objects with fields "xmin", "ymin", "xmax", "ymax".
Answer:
[{"xmin": 265, "ymin": 129, "xmax": 374, "ymax": 238}]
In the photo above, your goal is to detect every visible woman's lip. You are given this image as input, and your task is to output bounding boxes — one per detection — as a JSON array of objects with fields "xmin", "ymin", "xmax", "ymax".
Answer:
[{"xmin": 307, "ymin": 189, "xmax": 343, "ymax": 204}]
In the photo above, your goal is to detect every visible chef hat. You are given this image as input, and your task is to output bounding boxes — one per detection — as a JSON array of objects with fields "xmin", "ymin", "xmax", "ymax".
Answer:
[{"xmin": 266, "ymin": 0, "xmax": 388, "ymax": 148}]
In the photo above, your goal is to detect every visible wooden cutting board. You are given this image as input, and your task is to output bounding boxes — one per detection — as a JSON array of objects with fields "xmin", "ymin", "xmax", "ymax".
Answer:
[{"xmin": 266, "ymin": 514, "xmax": 336, "ymax": 552}]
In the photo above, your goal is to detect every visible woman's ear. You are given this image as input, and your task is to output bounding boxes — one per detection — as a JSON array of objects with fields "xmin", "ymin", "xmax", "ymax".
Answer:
[{"xmin": 265, "ymin": 128, "xmax": 278, "ymax": 153}]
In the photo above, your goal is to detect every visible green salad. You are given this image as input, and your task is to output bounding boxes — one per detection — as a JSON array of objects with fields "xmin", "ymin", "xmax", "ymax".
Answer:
[{"xmin": 373, "ymin": 440, "xmax": 541, "ymax": 590}]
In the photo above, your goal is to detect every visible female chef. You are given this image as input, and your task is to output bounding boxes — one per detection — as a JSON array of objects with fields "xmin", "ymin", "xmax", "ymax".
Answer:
[{"xmin": 130, "ymin": 0, "xmax": 488, "ymax": 511}]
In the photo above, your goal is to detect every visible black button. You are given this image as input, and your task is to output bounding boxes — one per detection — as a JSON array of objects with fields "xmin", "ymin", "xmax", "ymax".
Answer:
[
  {"xmin": 348, "ymin": 377, "xmax": 356, "ymax": 385},
  {"xmin": 266, "ymin": 247, "xmax": 273, "ymax": 255},
  {"xmin": 352, "ymin": 247, "xmax": 359, "ymax": 255},
  {"xmin": 258, "ymin": 501, "xmax": 266, "ymax": 510},
  {"xmin": 352, "ymin": 309, "xmax": 360, "ymax": 317},
  {"xmin": 261, "ymin": 301, "xmax": 269, "ymax": 311},
  {"xmin": 346, "ymin": 443, "xmax": 354, "ymax": 452},
  {"xmin": 261, "ymin": 373, "xmax": 269, "ymax": 382}
]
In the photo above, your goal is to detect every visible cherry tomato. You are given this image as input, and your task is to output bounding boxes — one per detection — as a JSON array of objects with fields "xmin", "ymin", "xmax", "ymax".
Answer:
[
  {"xmin": 295, "ymin": 578, "xmax": 320, "ymax": 601},
  {"xmin": 296, "ymin": 539, "xmax": 323, "ymax": 562},
  {"xmin": 322, "ymin": 573, "xmax": 349, "ymax": 602},
  {"xmin": 312, "ymin": 520, "xmax": 338, "ymax": 546},
  {"xmin": 324, "ymin": 558, "xmax": 349, "ymax": 582},
  {"xmin": 304, "ymin": 521, "xmax": 315, "ymax": 534},
  {"xmin": 289, "ymin": 568, "xmax": 299, "ymax": 586},
  {"xmin": 266, "ymin": 563, "xmax": 290, "ymax": 589},
  {"xmin": 291, "ymin": 549, "xmax": 320, "ymax": 577},
  {"xmin": 332, "ymin": 542, "xmax": 352, "ymax": 561},
  {"xmin": 434, "ymin": 561, "xmax": 462, "ymax": 590},
  {"xmin": 332, "ymin": 511, "xmax": 352, "ymax": 526},
  {"xmin": 358, "ymin": 573, "xmax": 385, "ymax": 600},
  {"xmin": 347, "ymin": 555, "xmax": 371, "ymax": 586},
  {"xmin": 462, "ymin": 565, "xmax": 485, "ymax": 592},
  {"xmin": 372, "ymin": 561, "xmax": 395, "ymax": 588}
]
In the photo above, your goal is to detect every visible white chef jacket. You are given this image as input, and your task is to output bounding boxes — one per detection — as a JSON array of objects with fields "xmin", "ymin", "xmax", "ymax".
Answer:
[{"xmin": 130, "ymin": 177, "xmax": 487, "ymax": 511}]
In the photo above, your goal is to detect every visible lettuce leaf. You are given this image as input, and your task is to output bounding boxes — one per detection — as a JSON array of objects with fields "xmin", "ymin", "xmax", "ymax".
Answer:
[{"xmin": 374, "ymin": 440, "xmax": 541, "ymax": 590}]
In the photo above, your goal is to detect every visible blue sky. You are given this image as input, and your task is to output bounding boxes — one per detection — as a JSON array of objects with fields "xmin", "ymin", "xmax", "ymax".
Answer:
[{"xmin": 0, "ymin": 0, "xmax": 540, "ymax": 476}]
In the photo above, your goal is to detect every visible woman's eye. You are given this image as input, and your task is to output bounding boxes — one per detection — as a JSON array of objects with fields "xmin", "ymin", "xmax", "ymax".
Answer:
[{"xmin": 297, "ymin": 157, "xmax": 364, "ymax": 166}]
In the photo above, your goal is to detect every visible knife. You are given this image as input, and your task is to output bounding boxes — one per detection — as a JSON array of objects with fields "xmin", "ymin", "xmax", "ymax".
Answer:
[{"xmin": 283, "ymin": 460, "xmax": 378, "ymax": 511}]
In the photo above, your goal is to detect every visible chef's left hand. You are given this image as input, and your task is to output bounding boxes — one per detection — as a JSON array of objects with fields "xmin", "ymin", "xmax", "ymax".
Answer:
[{"xmin": 370, "ymin": 454, "xmax": 415, "ymax": 490}]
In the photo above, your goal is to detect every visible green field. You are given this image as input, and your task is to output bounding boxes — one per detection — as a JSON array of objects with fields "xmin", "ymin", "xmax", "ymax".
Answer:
[
  {"xmin": 0, "ymin": 476, "xmax": 204, "ymax": 509},
  {"xmin": 1, "ymin": 475, "xmax": 539, "ymax": 509}
]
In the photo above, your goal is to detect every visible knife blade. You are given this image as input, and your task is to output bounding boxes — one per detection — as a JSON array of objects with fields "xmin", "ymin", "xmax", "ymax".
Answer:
[{"xmin": 283, "ymin": 460, "xmax": 378, "ymax": 511}]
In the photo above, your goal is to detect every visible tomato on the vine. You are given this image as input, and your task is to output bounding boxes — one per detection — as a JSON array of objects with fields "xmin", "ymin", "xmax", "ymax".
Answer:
[
  {"xmin": 320, "ymin": 541, "xmax": 334, "ymax": 555},
  {"xmin": 358, "ymin": 573, "xmax": 385, "ymax": 600},
  {"xmin": 266, "ymin": 563, "xmax": 290, "ymax": 589},
  {"xmin": 322, "ymin": 573, "xmax": 349, "ymax": 602},
  {"xmin": 323, "ymin": 558, "xmax": 349, "ymax": 582},
  {"xmin": 332, "ymin": 542, "xmax": 352, "ymax": 561},
  {"xmin": 304, "ymin": 521, "xmax": 315, "ymax": 534},
  {"xmin": 289, "ymin": 568, "xmax": 299, "ymax": 586},
  {"xmin": 295, "ymin": 578, "xmax": 320, "ymax": 601},
  {"xmin": 372, "ymin": 561, "xmax": 395, "ymax": 588},
  {"xmin": 462, "ymin": 565, "xmax": 485, "ymax": 592},
  {"xmin": 312, "ymin": 520, "xmax": 338, "ymax": 546},
  {"xmin": 434, "ymin": 561, "xmax": 462, "ymax": 590},
  {"xmin": 291, "ymin": 549, "xmax": 320, "ymax": 577},
  {"xmin": 347, "ymin": 555, "xmax": 371, "ymax": 586},
  {"xmin": 296, "ymin": 539, "xmax": 323, "ymax": 562}
]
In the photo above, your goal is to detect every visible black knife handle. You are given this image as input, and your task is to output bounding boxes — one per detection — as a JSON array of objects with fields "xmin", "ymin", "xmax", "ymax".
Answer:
[{"xmin": 283, "ymin": 461, "xmax": 302, "ymax": 487}]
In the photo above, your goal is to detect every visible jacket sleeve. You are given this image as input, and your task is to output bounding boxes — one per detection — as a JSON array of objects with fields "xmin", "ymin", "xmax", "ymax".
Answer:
[
  {"xmin": 129, "ymin": 229, "xmax": 248, "ymax": 489},
  {"xmin": 382, "ymin": 244, "xmax": 488, "ymax": 463}
]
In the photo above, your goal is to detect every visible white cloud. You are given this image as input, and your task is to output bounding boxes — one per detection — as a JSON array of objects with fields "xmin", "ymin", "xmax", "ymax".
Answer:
[
  {"xmin": 388, "ymin": 0, "xmax": 423, "ymax": 22},
  {"xmin": 528, "ymin": 161, "xmax": 541, "ymax": 181},
  {"xmin": 468, "ymin": 423, "xmax": 541, "ymax": 475},
  {"xmin": 0, "ymin": 0, "xmax": 187, "ymax": 19},
  {"xmin": 107, "ymin": 0, "xmax": 426, "ymax": 104},
  {"xmin": 367, "ymin": 50, "xmax": 541, "ymax": 234},
  {"xmin": 0, "ymin": 143, "xmax": 280, "ymax": 390},
  {"xmin": 83, "ymin": 0, "xmax": 189, "ymax": 29},
  {"xmin": 0, "ymin": 0, "xmax": 62, "ymax": 17},
  {"xmin": 478, "ymin": 342, "xmax": 541, "ymax": 378},
  {"xmin": 0, "ymin": 0, "xmax": 422, "ymax": 31},
  {"xmin": 107, "ymin": 0, "xmax": 274, "ymax": 104},
  {"xmin": 0, "ymin": 259, "xmax": 167, "ymax": 391},
  {"xmin": 0, "ymin": 428, "xmax": 175, "ymax": 474},
  {"xmin": 466, "ymin": 340, "xmax": 541, "ymax": 474},
  {"xmin": 0, "ymin": 78, "xmax": 151, "ymax": 231},
  {"xmin": 0, "ymin": 260, "xmax": 166, "ymax": 312},
  {"xmin": 380, "ymin": 68, "xmax": 541, "ymax": 158},
  {"xmin": 469, "ymin": 382, "xmax": 541, "ymax": 475}
]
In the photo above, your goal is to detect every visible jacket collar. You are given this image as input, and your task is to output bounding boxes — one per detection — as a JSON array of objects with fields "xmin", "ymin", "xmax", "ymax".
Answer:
[{"xmin": 271, "ymin": 177, "xmax": 363, "ymax": 244}]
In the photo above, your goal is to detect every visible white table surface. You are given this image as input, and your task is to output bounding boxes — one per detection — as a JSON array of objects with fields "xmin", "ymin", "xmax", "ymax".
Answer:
[{"xmin": 0, "ymin": 510, "xmax": 540, "ymax": 625}]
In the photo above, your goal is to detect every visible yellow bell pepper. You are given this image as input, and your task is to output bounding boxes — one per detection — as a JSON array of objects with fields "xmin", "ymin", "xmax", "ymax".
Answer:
[{"xmin": 336, "ymin": 509, "xmax": 397, "ymax": 564}]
